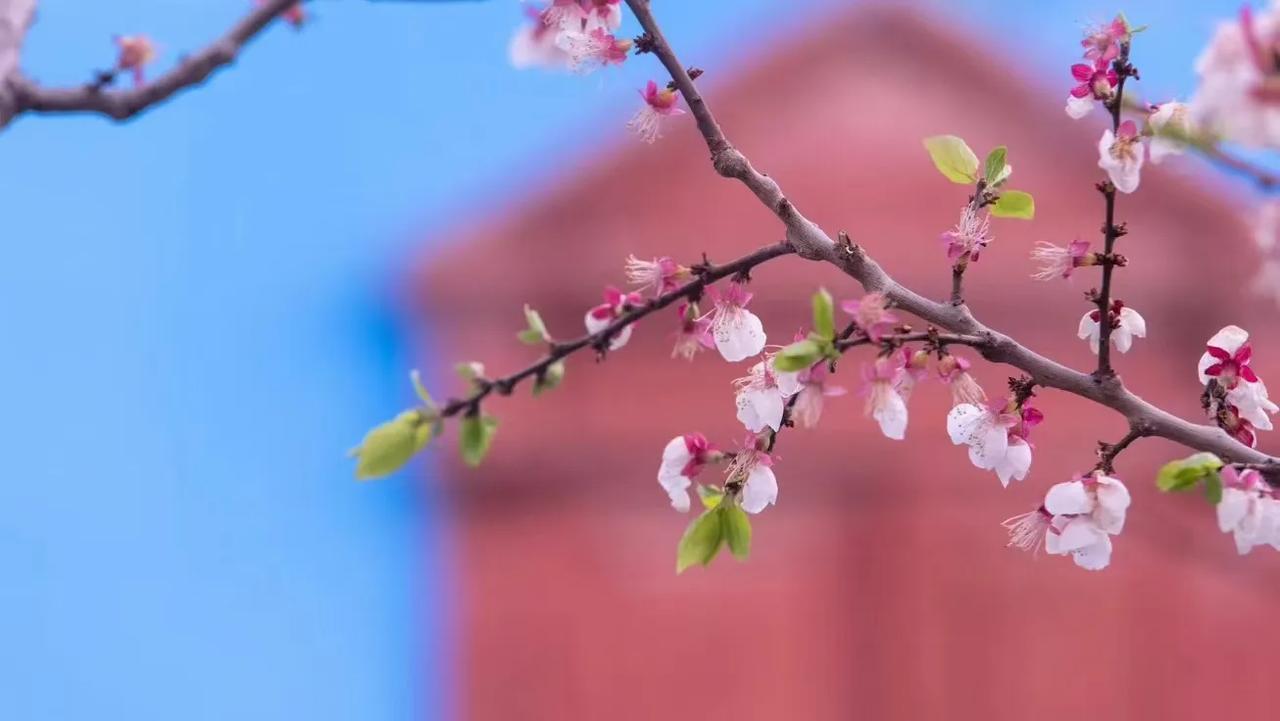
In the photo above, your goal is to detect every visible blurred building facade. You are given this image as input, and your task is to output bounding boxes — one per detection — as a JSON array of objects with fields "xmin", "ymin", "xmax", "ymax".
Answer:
[{"xmin": 412, "ymin": 7, "xmax": 1278, "ymax": 720}]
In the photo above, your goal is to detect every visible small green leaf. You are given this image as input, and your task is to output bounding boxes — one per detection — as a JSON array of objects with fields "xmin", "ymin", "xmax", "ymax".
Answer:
[
  {"xmin": 990, "ymin": 190, "xmax": 1035, "ymax": 219},
  {"xmin": 721, "ymin": 504, "xmax": 752, "ymax": 561},
  {"xmin": 811, "ymin": 287, "xmax": 835, "ymax": 341},
  {"xmin": 676, "ymin": 507, "xmax": 725, "ymax": 573},
  {"xmin": 518, "ymin": 304, "xmax": 550, "ymax": 346},
  {"xmin": 1204, "ymin": 470, "xmax": 1225, "ymax": 505},
  {"xmin": 773, "ymin": 339, "xmax": 822, "ymax": 372},
  {"xmin": 1156, "ymin": 452, "xmax": 1224, "ymax": 492},
  {"xmin": 409, "ymin": 369, "xmax": 433, "ymax": 406},
  {"xmin": 533, "ymin": 361, "xmax": 565, "ymax": 396},
  {"xmin": 455, "ymin": 361, "xmax": 485, "ymax": 383},
  {"xmin": 697, "ymin": 484, "xmax": 724, "ymax": 510},
  {"xmin": 459, "ymin": 414, "xmax": 498, "ymax": 467},
  {"xmin": 923, "ymin": 135, "xmax": 979, "ymax": 184},
  {"xmin": 351, "ymin": 410, "xmax": 430, "ymax": 481},
  {"xmin": 983, "ymin": 146, "xmax": 1007, "ymax": 185}
]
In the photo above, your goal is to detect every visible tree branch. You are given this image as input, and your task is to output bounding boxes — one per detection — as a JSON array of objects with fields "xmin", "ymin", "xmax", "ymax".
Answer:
[
  {"xmin": 1093, "ymin": 44, "xmax": 1133, "ymax": 376},
  {"xmin": 0, "ymin": 0, "xmax": 300, "ymax": 127},
  {"xmin": 624, "ymin": 0, "xmax": 1280, "ymax": 482}
]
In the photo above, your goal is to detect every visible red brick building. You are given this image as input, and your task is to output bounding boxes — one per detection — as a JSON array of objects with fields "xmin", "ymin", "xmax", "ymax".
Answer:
[{"xmin": 411, "ymin": 7, "xmax": 1279, "ymax": 720}]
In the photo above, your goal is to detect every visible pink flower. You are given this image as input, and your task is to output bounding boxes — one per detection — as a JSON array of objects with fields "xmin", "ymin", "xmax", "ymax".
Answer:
[
  {"xmin": 1190, "ymin": 5, "xmax": 1280, "ymax": 148},
  {"xmin": 725, "ymin": 438, "xmax": 778, "ymax": 514},
  {"xmin": 937, "ymin": 354, "xmax": 986, "ymax": 407},
  {"xmin": 947, "ymin": 398, "xmax": 1038, "ymax": 486},
  {"xmin": 1003, "ymin": 506, "xmax": 1053, "ymax": 554},
  {"xmin": 840, "ymin": 292, "xmax": 898, "ymax": 342},
  {"xmin": 114, "ymin": 35, "xmax": 156, "ymax": 87},
  {"xmin": 1222, "ymin": 404, "xmax": 1259, "ymax": 448},
  {"xmin": 1078, "ymin": 300, "xmax": 1146, "ymax": 354},
  {"xmin": 627, "ymin": 80, "xmax": 684, "ymax": 143},
  {"xmin": 1042, "ymin": 472, "xmax": 1131, "ymax": 570},
  {"xmin": 581, "ymin": 0, "xmax": 623, "ymax": 32},
  {"xmin": 584, "ymin": 286, "xmax": 643, "ymax": 350},
  {"xmin": 625, "ymin": 255, "xmax": 687, "ymax": 297},
  {"xmin": 791, "ymin": 362, "xmax": 846, "ymax": 429},
  {"xmin": 1147, "ymin": 101, "xmax": 1192, "ymax": 162},
  {"xmin": 705, "ymin": 281, "xmax": 766, "ymax": 362},
  {"xmin": 896, "ymin": 347, "xmax": 930, "ymax": 401},
  {"xmin": 1081, "ymin": 16, "xmax": 1129, "ymax": 64},
  {"xmin": 1198, "ymin": 326, "xmax": 1278, "ymax": 432},
  {"xmin": 862, "ymin": 355, "xmax": 908, "ymax": 440},
  {"xmin": 542, "ymin": 0, "xmax": 589, "ymax": 31},
  {"xmin": 1065, "ymin": 60, "xmax": 1118, "ymax": 119},
  {"xmin": 556, "ymin": 27, "xmax": 631, "ymax": 72},
  {"xmin": 1097, "ymin": 119, "xmax": 1144, "ymax": 193},
  {"xmin": 1217, "ymin": 466, "xmax": 1280, "ymax": 554},
  {"xmin": 670, "ymin": 302, "xmax": 713, "ymax": 360},
  {"xmin": 939, "ymin": 205, "xmax": 993, "ymax": 263},
  {"xmin": 1030, "ymin": 239, "xmax": 1093, "ymax": 281},
  {"xmin": 657, "ymin": 433, "xmax": 719, "ymax": 512},
  {"xmin": 509, "ymin": 4, "xmax": 572, "ymax": 69},
  {"xmin": 735, "ymin": 358, "xmax": 802, "ymax": 433}
]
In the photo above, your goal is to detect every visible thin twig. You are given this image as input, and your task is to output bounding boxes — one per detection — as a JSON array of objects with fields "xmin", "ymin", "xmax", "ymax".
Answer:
[{"xmin": 1094, "ymin": 43, "xmax": 1133, "ymax": 376}]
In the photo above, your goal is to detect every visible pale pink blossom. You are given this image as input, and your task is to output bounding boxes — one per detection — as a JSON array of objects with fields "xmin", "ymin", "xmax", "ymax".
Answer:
[
  {"xmin": 1217, "ymin": 466, "xmax": 1280, "ymax": 554},
  {"xmin": 840, "ymin": 292, "xmax": 898, "ymax": 342},
  {"xmin": 584, "ymin": 287, "xmax": 642, "ymax": 350},
  {"xmin": 705, "ymin": 281, "xmax": 766, "ymax": 362},
  {"xmin": 1078, "ymin": 300, "xmax": 1146, "ymax": 354},
  {"xmin": 657, "ymin": 433, "xmax": 718, "ymax": 512},
  {"xmin": 1043, "ymin": 473, "xmax": 1131, "ymax": 570},
  {"xmin": 1147, "ymin": 101, "xmax": 1192, "ymax": 163},
  {"xmin": 582, "ymin": 0, "xmax": 623, "ymax": 32},
  {"xmin": 947, "ymin": 399, "xmax": 1041, "ymax": 486},
  {"xmin": 896, "ymin": 348, "xmax": 930, "ymax": 401},
  {"xmin": 1097, "ymin": 119, "xmax": 1144, "ymax": 193},
  {"xmin": 791, "ymin": 362, "xmax": 846, "ymax": 429},
  {"xmin": 1066, "ymin": 60, "xmax": 1118, "ymax": 120},
  {"xmin": 509, "ymin": 5, "xmax": 572, "ymax": 69},
  {"xmin": 1198, "ymin": 325, "xmax": 1278, "ymax": 432},
  {"xmin": 735, "ymin": 358, "xmax": 802, "ymax": 433},
  {"xmin": 1190, "ymin": 5, "xmax": 1280, "ymax": 149},
  {"xmin": 939, "ymin": 205, "xmax": 993, "ymax": 263},
  {"xmin": 670, "ymin": 302, "xmax": 713, "ymax": 361},
  {"xmin": 1003, "ymin": 506, "xmax": 1053, "ymax": 554},
  {"xmin": 726, "ymin": 438, "xmax": 777, "ymax": 514},
  {"xmin": 114, "ymin": 35, "xmax": 155, "ymax": 86},
  {"xmin": 1030, "ymin": 239, "xmax": 1093, "ymax": 281},
  {"xmin": 625, "ymin": 255, "xmax": 687, "ymax": 297},
  {"xmin": 542, "ymin": 0, "xmax": 588, "ymax": 31},
  {"xmin": 1081, "ymin": 16, "xmax": 1129, "ymax": 64},
  {"xmin": 627, "ymin": 80, "xmax": 684, "ymax": 143},
  {"xmin": 556, "ymin": 27, "xmax": 631, "ymax": 72},
  {"xmin": 862, "ymin": 355, "xmax": 908, "ymax": 440},
  {"xmin": 937, "ymin": 354, "xmax": 986, "ymax": 407}
]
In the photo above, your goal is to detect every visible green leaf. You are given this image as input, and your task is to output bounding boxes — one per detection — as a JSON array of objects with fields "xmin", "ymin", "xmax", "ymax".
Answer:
[
  {"xmin": 1204, "ymin": 470, "xmax": 1225, "ymax": 505},
  {"xmin": 351, "ymin": 410, "xmax": 430, "ymax": 481},
  {"xmin": 983, "ymin": 146, "xmax": 1008, "ymax": 185},
  {"xmin": 676, "ymin": 507, "xmax": 725, "ymax": 573},
  {"xmin": 697, "ymin": 484, "xmax": 724, "ymax": 510},
  {"xmin": 923, "ymin": 135, "xmax": 979, "ymax": 184},
  {"xmin": 533, "ymin": 361, "xmax": 565, "ymax": 396},
  {"xmin": 990, "ymin": 190, "xmax": 1035, "ymax": 219},
  {"xmin": 455, "ymin": 361, "xmax": 485, "ymax": 383},
  {"xmin": 721, "ymin": 504, "xmax": 752, "ymax": 561},
  {"xmin": 409, "ymin": 369, "xmax": 433, "ymax": 406},
  {"xmin": 1156, "ymin": 452, "xmax": 1224, "ymax": 492},
  {"xmin": 811, "ymin": 287, "xmax": 835, "ymax": 341},
  {"xmin": 459, "ymin": 414, "xmax": 498, "ymax": 467},
  {"xmin": 518, "ymin": 304, "xmax": 550, "ymax": 345},
  {"xmin": 773, "ymin": 339, "xmax": 822, "ymax": 372}
]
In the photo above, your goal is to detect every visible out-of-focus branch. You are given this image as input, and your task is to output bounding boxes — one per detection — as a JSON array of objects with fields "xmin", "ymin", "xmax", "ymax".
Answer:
[
  {"xmin": 624, "ymin": 0, "xmax": 1280, "ymax": 482},
  {"xmin": 0, "ymin": 0, "xmax": 299, "ymax": 127}
]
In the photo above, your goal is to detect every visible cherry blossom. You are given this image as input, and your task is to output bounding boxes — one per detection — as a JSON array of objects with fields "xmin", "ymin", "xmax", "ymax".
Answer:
[
  {"xmin": 792, "ymin": 362, "xmax": 846, "ymax": 429},
  {"xmin": 657, "ymin": 433, "xmax": 719, "ymax": 512},
  {"xmin": 1042, "ymin": 473, "xmax": 1131, "ymax": 571},
  {"xmin": 725, "ymin": 438, "xmax": 777, "ymax": 514},
  {"xmin": 1147, "ymin": 101, "xmax": 1192, "ymax": 163},
  {"xmin": 557, "ymin": 27, "xmax": 631, "ymax": 72},
  {"xmin": 947, "ymin": 398, "xmax": 1041, "ymax": 486},
  {"xmin": 509, "ymin": 5, "xmax": 571, "ymax": 69},
  {"xmin": 705, "ymin": 281, "xmax": 766, "ymax": 362},
  {"xmin": 840, "ymin": 292, "xmax": 898, "ymax": 342},
  {"xmin": 1030, "ymin": 239, "xmax": 1093, "ymax": 281},
  {"xmin": 1190, "ymin": 4, "xmax": 1280, "ymax": 149},
  {"xmin": 1097, "ymin": 119, "xmax": 1144, "ymax": 193},
  {"xmin": 1217, "ymin": 466, "xmax": 1280, "ymax": 554},
  {"xmin": 670, "ymin": 302, "xmax": 713, "ymax": 361},
  {"xmin": 1077, "ymin": 300, "xmax": 1146, "ymax": 355},
  {"xmin": 1066, "ymin": 60, "xmax": 1118, "ymax": 119},
  {"xmin": 1198, "ymin": 325, "xmax": 1278, "ymax": 434},
  {"xmin": 582, "ymin": 0, "xmax": 623, "ymax": 32},
  {"xmin": 937, "ymin": 354, "xmax": 986, "ymax": 407},
  {"xmin": 625, "ymin": 255, "xmax": 688, "ymax": 297},
  {"xmin": 627, "ymin": 80, "xmax": 684, "ymax": 143},
  {"xmin": 114, "ymin": 35, "xmax": 155, "ymax": 87},
  {"xmin": 862, "ymin": 355, "xmax": 908, "ymax": 440},
  {"xmin": 1082, "ymin": 15, "xmax": 1129, "ymax": 64},
  {"xmin": 897, "ymin": 348, "xmax": 930, "ymax": 401},
  {"xmin": 542, "ymin": 0, "xmax": 589, "ymax": 31},
  {"xmin": 1003, "ymin": 506, "xmax": 1052, "ymax": 554},
  {"xmin": 939, "ymin": 205, "xmax": 993, "ymax": 263},
  {"xmin": 735, "ymin": 357, "xmax": 802, "ymax": 433},
  {"xmin": 584, "ymin": 287, "xmax": 642, "ymax": 350}
]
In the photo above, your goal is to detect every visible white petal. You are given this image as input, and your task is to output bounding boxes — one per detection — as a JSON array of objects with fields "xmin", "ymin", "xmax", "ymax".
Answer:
[
  {"xmin": 994, "ymin": 440, "xmax": 1032, "ymax": 487},
  {"xmin": 1051, "ymin": 516, "xmax": 1107, "ymax": 553},
  {"xmin": 1071, "ymin": 535, "xmax": 1113, "ymax": 570},
  {"xmin": 1045, "ymin": 480, "xmax": 1094, "ymax": 516},
  {"xmin": 947, "ymin": 404, "xmax": 1005, "ymax": 468},
  {"xmin": 1111, "ymin": 325, "xmax": 1133, "ymax": 353},
  {"xmin": 714, "ymin": 309, "xmax": 766, "ymax": 362},
  {"xmin": 874, "ymin": 389, "xmax": 909, "ymax": 440},
  {"xmin": 775, "ymin": 370, "xmax": 803, "ymax": 398},
  {"xmin": 736, "ymin": 387, "xmax": 785, "ymax": 433},
  {"xmin": 1118, "ymin": 307, "xmax": 1147, "ymax": 338},
  {"xmin": 1230, "ymin": 381, "xmax": 1278, "ymax": 430},
  {"xmin": 660, "ymin": 436, "xmax": 691, "ymax": 468},
  {"xmin": 657, "ymin": 468, "xmax": 692, "ymax": 513},
  {"xmin": 740, "ymin": 465, "xmax": 778, "ymax": 514},
  {"xmin": 946, "ymin": 404, "xmax": 985, "ymax": 445},
  {"xmin": 1148, "ymin": 136, "xmax": 1183, "ymax": 164},
  {"xmin": 584, "ymin": 310, "xmax": 631, "ymax": 350},
  {"xmin": 1078, "ymin": 313, "xmax": 1100, "ymax": 354},
  {"xmin": 1093, "ymin": 475, "xmax": 1131, "ymax": 534},
  {"xmin": 1206, "ymin": 325, "xmax": 1249, "ymax": 355},
  {"xmin": 1218, "ymin": 487, "xmax": 1251, "ymax": 533},
  {"xmin": 1066, "ymin": 94, "xmax": 1094, "ymax": 120}
]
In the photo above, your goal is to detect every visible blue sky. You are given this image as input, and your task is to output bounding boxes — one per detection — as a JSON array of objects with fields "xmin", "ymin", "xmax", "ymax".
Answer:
[{"xmin": 0, "ymin": 1, "xmax": 1240, "ymax": 719}]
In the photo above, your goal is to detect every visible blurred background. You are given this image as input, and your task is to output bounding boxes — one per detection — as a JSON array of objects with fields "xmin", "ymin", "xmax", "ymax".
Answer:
[{"xmin": 1, "ymin": 1, "xmax": 1276, "ymax": 720}]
